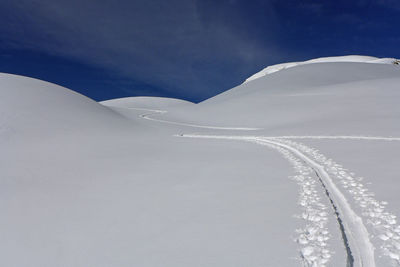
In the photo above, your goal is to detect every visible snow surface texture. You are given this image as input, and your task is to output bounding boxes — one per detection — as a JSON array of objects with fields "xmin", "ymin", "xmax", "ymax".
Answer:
[{"xmin": 2, "ymin": 56, "xmax": 400, "ymax": 266}]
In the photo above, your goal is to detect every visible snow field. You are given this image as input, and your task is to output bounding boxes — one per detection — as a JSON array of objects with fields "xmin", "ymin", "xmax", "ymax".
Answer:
[{"xmin": 3, "ymin": 55, "xmax": 400, "ymax": 266}]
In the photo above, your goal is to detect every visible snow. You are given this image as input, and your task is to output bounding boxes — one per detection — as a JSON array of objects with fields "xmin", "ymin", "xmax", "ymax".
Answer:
[
  {"xmin": 243, "ymin": 55, "xmax": 399, "ymax": 84},
  {"xmin": 101, "ymin": 96, "xmax": 193, "ymax": 109},
  {"xmin": 1, "ymin": 57, "xmax": 400, "ymax": 266}
]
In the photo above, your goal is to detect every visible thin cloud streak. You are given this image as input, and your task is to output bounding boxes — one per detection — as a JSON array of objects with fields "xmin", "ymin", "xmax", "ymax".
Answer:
[{"xmin": 0, "ymin": 0, "xmax": 280, "ymax": 100}]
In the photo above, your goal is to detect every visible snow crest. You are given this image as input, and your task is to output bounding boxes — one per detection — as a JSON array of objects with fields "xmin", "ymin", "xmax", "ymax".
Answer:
[{"xmin": 244, "ymin": 55, "xmax": 400, "ymax": 84}]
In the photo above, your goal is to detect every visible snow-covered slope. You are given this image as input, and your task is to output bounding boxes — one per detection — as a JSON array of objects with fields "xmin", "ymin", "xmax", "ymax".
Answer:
[
  {"xmin": 1, "ymin": 73, "xmax": 301, "ymax": 267},
  {"xmin": 244, "ymin": 55, "xmax": 399, "ymax": 83},
  {"xmin": 168, "ymin": 61, "xmax": 400, "ymax": 136},
  {"xmin": 0, "ymin": 73, "xmax": 135, "ymax": 141},
  {"xmin": 1, "ymin": 56, "xmax": 400, "ymax": 267}
]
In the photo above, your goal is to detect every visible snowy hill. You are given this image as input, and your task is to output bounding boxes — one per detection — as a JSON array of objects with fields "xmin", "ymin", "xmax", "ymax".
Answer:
[
  {"xmin": 1, "ymin": 56, "xmax": 400, "ymax": 267},
  {"xmin": 0, "ymin": 73, "xmax": 134, "ymax": 140},
  {"xmin": 163, "ymin": 60, "xmax": 400, "ymax": 137}
]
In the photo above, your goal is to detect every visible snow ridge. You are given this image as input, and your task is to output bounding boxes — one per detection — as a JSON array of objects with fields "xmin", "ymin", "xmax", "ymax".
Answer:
[{"xmin": 244, "ymin": 55, "xmax": 400, "ymax": 84}]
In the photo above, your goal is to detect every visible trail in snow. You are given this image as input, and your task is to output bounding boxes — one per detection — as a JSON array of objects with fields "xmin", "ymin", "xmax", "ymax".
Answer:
[
  {"xmin": 255, "ymin": 141, "xmax": 333, "ymax": 266},
  {"xmin": 256, "ymin": 138, "xmax": 375, "ymax": 266},
  {"xmin": 128, "ymin": 107, "xmax": 261, "ymax": 130},
  {"xmin": 279, "ymin": 139, "xmax": 400, "ymax": 265},
  {"xmin": 313, "ymin": 169, "xmax": 354, "ymax": 267},
  {"xmin": 265, "ymin": 136, "xmax": 400, "ymax": 141},
  {"xmin": 134, "ymin": 110, "xmax": 400, "ymax": 265},
  {"xmin": 181, "ymin": 134, "xmax": 375, "ymax": 267},
  {"xmin": 132, "ymin": 108, "xmax": 400, "ymax": 141},
  {"xmin": 254, "ymin": 138, "xmax": 375, "ymax": 267}
]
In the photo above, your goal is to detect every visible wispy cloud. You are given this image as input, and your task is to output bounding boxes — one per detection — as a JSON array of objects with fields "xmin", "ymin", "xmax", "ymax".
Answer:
[
  {"xmin": 2, "ymin": 0, "xmax": 397, "ymax": 101},
  {"xmin": 0, "ymin": 0, "xmax": 280, "ymax": 99}
]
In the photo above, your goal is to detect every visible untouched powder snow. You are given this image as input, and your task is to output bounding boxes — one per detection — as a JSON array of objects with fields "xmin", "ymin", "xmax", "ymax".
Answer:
[
  {"xmin": 244, "ymin": 55, "xmax": 399, "ymax": 84},
  {"xmin": 0, "ymin": 73, "xmax": 136, "ymax": 140},
  {"xmin": 2, "ymin": 56, "xmax": 400, "ymax": 266}
]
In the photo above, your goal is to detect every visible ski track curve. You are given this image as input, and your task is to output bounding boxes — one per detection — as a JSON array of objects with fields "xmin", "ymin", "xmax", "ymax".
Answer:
[
  {"xmin": 132, "ymin": 108, "xmax": 400, "ymax": 141},
  {"xmin": 255, "ymin": 137, "xmax": 376, "ymax": 267},
  {"xmin": 279, "ymin": 139, "xmax": 400, "ymax": 265},
  {"xmin": 133, "ymin": 109, "xmax": 400, "ymax": 265},
  {"xmin": 128, "ymin": 107, "xmax": 261, "ymax": 130},
  {"xmin": 180, "ymin": 134, "xmax": 376, "ymax": 267}
]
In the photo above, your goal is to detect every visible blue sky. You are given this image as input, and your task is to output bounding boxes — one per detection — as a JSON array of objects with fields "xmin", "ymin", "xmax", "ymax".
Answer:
[{"xmin": 0, "ymin": 0, "xmax": 399, "ymax": 102}]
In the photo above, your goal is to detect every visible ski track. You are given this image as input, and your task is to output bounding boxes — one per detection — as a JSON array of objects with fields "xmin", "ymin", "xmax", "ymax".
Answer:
[
  {"xmin": 255, "ymin": 141, "xmax": 333, "ymax": 266},
  {"xmin": 279, "ymin": 139, "xmax": 400, "ymax": 265},
  {"xmin": 133, "ymin": 110, "xmax": 400, "ymax": 266},
  {"xmin": 255, "ymin": 137, "xmax": 375, "ymax": 267},
  {"xmin": 127, "ymin": 107, "xmax": 261, "ymax": 130},
  {"xmin": 266, "ymin": 136, "xmax": 400, "ymax": 141},
  {"xmin": 131, "ymin": 108, "xmax": 400, "ymax": 141},
  {"xmin": 181, "ymin": 134, "xmax": 378, "ymax": 267}
]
